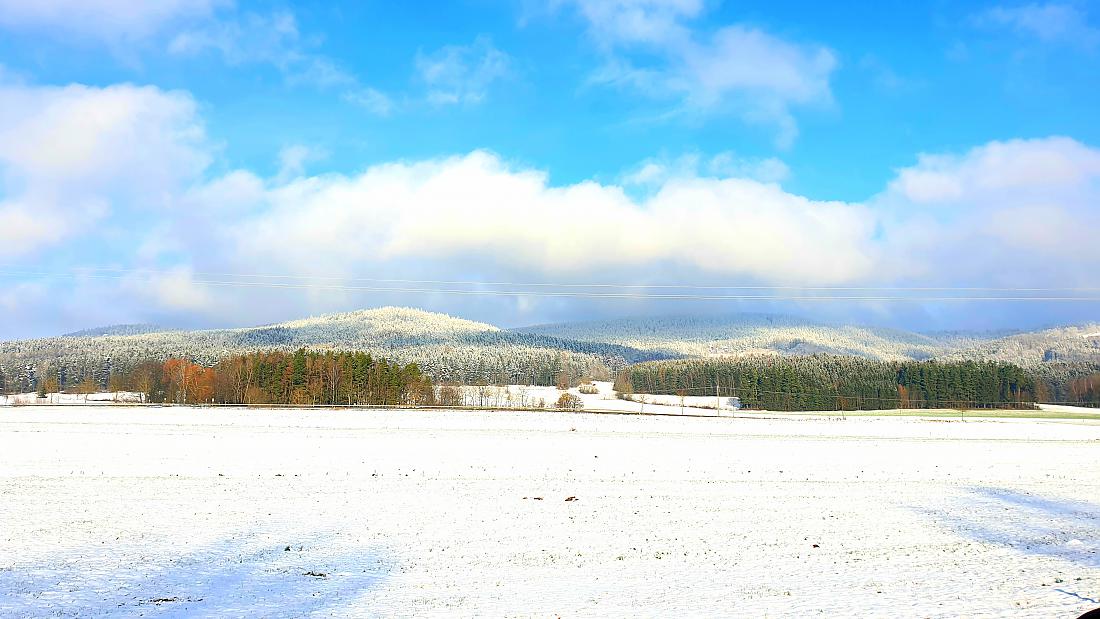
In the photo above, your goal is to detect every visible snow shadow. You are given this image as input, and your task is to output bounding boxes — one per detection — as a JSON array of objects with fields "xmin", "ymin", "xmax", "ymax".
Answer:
[
  {"xmin": 924, "ymin": 487, "xmax": 1100, "ymax": 568},
  {"xmin": 0, "ymin": 533, "xmax": 392, "ymax": 617}
]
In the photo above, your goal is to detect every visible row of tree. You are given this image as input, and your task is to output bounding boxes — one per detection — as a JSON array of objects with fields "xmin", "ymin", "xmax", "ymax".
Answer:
[
  {"xmin": 105, "ymin": 350, "xmax": 431, "ymax": 406},
  {"xmin": 1067, "ymin": 372, "xmax": 1100, "ymax": 406},
  {"xmin": 614, "ymin": 355, "xmax": 1045, "ymax": 411},
  {"xmin": 8, "ymin": 349, "xmax": 1100, "ymax": 410},
  {"xmin": 0, "ymin": 307, "xmax": 662, "ymax": 391},
  {"xmin": 0, "ymin": 347, "xmax": 615, "ymax": 394}
]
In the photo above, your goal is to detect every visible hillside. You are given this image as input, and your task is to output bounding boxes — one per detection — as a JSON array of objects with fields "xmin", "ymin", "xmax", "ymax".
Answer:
[
  {"xmin": 513, "ymin": 314, "xmax": 983, "ymax": 362},
  {"xmin": 4, "ymin": 308, "xmax": 1098, "ymax": 393},
  {"xmin": 0, "ymin": 307, "xmax": 667, "ymax": 390},
  {"xmin": 939, "ymin": 324, "xmax": 1100, "ymax": 365},
  {"xmin": 61, "ymin": 324, "xmax": 171, "ymax": 337}
]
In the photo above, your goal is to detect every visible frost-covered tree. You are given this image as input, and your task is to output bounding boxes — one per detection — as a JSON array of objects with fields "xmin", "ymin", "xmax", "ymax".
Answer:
[{"xmin": 0, "ymin": 307, "xmax": 665, "ymax": 388}]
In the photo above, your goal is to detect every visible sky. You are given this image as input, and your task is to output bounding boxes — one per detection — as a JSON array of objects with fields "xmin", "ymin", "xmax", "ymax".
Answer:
[{"xmin": 0, "ymin": 0, "xmax": 1099, "ymax": 338}]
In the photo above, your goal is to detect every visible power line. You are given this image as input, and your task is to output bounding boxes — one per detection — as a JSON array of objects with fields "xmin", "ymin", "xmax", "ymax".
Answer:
[
  {"xmin": 2, "ymin": 265, "xmax": 1100, "ymax": 291},
  {"xmin": 2, "ymin": 269, "xmax": 1100, "ymax": 302}
]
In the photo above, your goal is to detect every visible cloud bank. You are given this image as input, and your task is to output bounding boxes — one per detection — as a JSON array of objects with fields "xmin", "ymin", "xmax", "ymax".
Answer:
[
  {"xmin": 2, "ymin": 80, "xmax": 1099, "ymax": 336},
  {"xmin": 0, "ymin": 82, "xmax": 209, "ymax": 257}
]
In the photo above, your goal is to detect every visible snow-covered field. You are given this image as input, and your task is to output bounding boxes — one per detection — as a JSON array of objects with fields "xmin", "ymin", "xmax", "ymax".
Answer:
[
  {"xmin": 1, "ymin": 407, "xmax": 1098, "ymax": 617},
  {"xmin": 0, "ymin": 392, "xmax": 144, "ymax": 406},
  {"xmin": 0, "ymin": 382, "xmax": 727, "ymax": 415},
  {"xmin": 450, "ymin": 381, "xmax": 737, "ymax": 415}
]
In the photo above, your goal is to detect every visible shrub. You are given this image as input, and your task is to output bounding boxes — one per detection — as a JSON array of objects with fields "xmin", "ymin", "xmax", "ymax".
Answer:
[{"xmin": 556, "ymin": 392, "xmax": 583, "ymax": 410}]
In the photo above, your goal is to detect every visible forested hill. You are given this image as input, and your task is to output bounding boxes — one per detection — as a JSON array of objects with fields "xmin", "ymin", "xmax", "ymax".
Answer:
[
  {"xmin": 938, "ymin": 324, "xmax": 1100, "ymax": 365},
  {"xmin": 3, "ymin": 307, "xmax": 1098, "ymax": 394},
  {"xmin": 514, "ymin": 314, "xmax": 976, "ymax": 361},
  {"xmin": 514, "ymin": 314, "xmax": 1100, "ymax": 366},
  {"xmin": 61, "ymin": 324, "xmax": 171, "ymax": 337},
  {"xmin": 0, "ymin": 307, "xmax": 669, "ymax": 391}
]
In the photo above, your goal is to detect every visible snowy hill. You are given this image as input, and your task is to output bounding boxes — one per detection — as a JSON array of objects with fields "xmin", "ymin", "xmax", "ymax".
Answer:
[
  {"xmin": 513, "ymin": 314, "xmax": 980, "ymax": 362},
  {"xmin": 939, "ymin": 323, "xmax": 1100, "ymax": 365},
  {"xmin": 61, "ymin": 324, "xmax": 170, "ymax": 337},
  {"xmin": 4, "ymin": 308, "xmax": 1098, "ymax": 392},
  {"xmin": 0, "ymin": 307, "xmax": 666, "ymax": 388}
]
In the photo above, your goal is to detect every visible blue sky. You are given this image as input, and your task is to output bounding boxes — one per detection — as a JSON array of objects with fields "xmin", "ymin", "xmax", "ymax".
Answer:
[{"xmin": 0, "ymin": 0, "xmax": 1098, "ymax": 337}]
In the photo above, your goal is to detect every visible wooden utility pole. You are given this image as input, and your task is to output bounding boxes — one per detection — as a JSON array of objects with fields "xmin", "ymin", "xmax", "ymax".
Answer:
[{"xmin": 716, "ymin": 376, "xmax": 721, "ymax": 417}]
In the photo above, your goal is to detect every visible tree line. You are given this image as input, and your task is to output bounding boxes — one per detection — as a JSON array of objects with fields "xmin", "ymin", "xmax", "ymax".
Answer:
[
  {"xmin": 6, "ymin": 349, "xmax": 1100, "ymax": 410},
  {"xmin": 0, "ymin": 307, "xmax": 664, "ymax": 392},
  {"xmin": 103, "ymin": 350, "xmax": 432, "ymax": 406},
  {"xmin": 1067, "ymin": 371, "xmax": 1100, "ymax": 406},
  {"xmin": 614, "ymin": 355, "xmax": 1048, "ymax": 411}
]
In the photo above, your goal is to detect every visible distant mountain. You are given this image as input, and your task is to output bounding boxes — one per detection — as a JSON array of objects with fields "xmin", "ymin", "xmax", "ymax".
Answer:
[
  {"xmin": 1, "ymin": 307, "xmax": 667, "ymax": 388},
  {"xmin": 939, "ymin": 323, "xmax": 1100, "ymax": 365},
  {"xmin": 513, "ymin": 314, "xmax": 981, "ymax": 362},
  {"xmin": 3, "ymin": 308, "xmax": 1098, "ymax": 391},
  {"xmin": 62, "ymin": 324, "xmax": 169, "ymax": 337}
]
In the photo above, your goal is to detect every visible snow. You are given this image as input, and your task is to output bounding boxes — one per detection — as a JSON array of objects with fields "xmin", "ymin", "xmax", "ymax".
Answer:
[
  {"xmin": 450, "ymin": 381, "xmax": 737, "ymax": 414},
  {"xmin": 0, "ymin": 391, "xmax": 144, "ymax": 405},
  {"xmin": 1, "ymin": 407, "xmax": 1098, "ymax": 617},
  {"xmin": 1039, "ymin": 403, "xmax": 1100, "ymax": 415}
]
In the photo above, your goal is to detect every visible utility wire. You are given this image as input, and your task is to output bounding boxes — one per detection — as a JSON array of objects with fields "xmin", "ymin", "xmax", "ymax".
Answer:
[
  {"xmin": 1, "ymin": 265, "xmax": 1099, "ymax": 292},
  {"xmin": 1, "ymin": 269, "xmax": 1099, "ymax": 302}
]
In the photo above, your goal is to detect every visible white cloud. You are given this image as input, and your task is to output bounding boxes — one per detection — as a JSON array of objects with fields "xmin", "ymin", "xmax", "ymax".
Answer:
[
  {"xmin": 0, "ymin": 83, "xmax": 208, "ymax": 195},
  {"xmin": 0, "ymin": 82, "xmax": 209, "ymax": 256},
  {"xmin": 416, "ymin": 37, "xmax": 512, "ymax": 105},
  {"xmin": 168, "ymin": 10, "xmax": 397, "ymax": 114},
  {"xmin": 216, "ymin": 150, "xmax": 870, "ymax": 284},
  {"xmin": 706, "ymin": 152, "xmax": 790, "ymax": 183},
  {"xmin": 875, "ymin": 137, "xmax": 1100, "ymax": 284},
  {"xmin": 178, "ymin": 136, "xmax": 1100, "ymax": 322},
  {"xmin": 2, "ymin": 81, "xmax": 1099, "ymax": 332},
  {"xmin": 0, "ymin": 0, "xmax": 222, "ymax": 41},
  {"xmin": 120, "ymin": 266, "xmax": 214, "ymax": 313},
  {"xmin": 169, "ymin": 11, "xmax": 360, "ymax": 88},
  {"xmin": 558, "ymin": 0, "xmax": 703, "ymax": 46},
  {"xmin": 276, "ymin": 145, "xmax": 327, "ymax": 182},
  {"xmin": 343, "ymin": 88, "xmax": 394, "ymax": 115},
  {"xmin": 977, "ymin": 3, "xmax": 1099, "ymax": 47},
  {"xmin": 178, "ymin": 170, "xmax": 264, "ymax": 215},
  {"xmin": 558, "ymin": 0, "xmax": 836, "ymax": 146},
  {"xmin": 888, "ymin": 136, "xmax": 1100, "ymax": 204},
  {"xmin": 623, "ymin": 152, "xmax": 789, "ymax": 187},
  {"xmin": 0, "ymin": 200, "xmax": 71, "ymax": 257},
  {"xmin": 1, "ymin": 3, "xmax": 393, "ymax": 114}
]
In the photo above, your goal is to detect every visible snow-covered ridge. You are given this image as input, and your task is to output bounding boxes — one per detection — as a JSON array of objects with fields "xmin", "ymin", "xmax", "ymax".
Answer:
[
  {"xmin": 515, "ymin": 314, "xmax": 967, "ymax": 361},
  {"xmin": 4, "ymin": 310, "xmax": 1099, "ymax": 392},
  {"xmin": 516, "ymin": 315, "xmax": 1100, "ymax": 365},
  {"xmin": 940, "ymin": 323, "xmax": 1100, "ymax": 365},
  {"xmin": 0, "ymin": 307, "xmax": 664, "ymax": 387},
  {"xmin": 272, "ymin": 306, "xmax": 500, "ymax": 336},
  {"xmin": 62, "ymin": 324, "xmax": 168, "ymax": 337}
]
